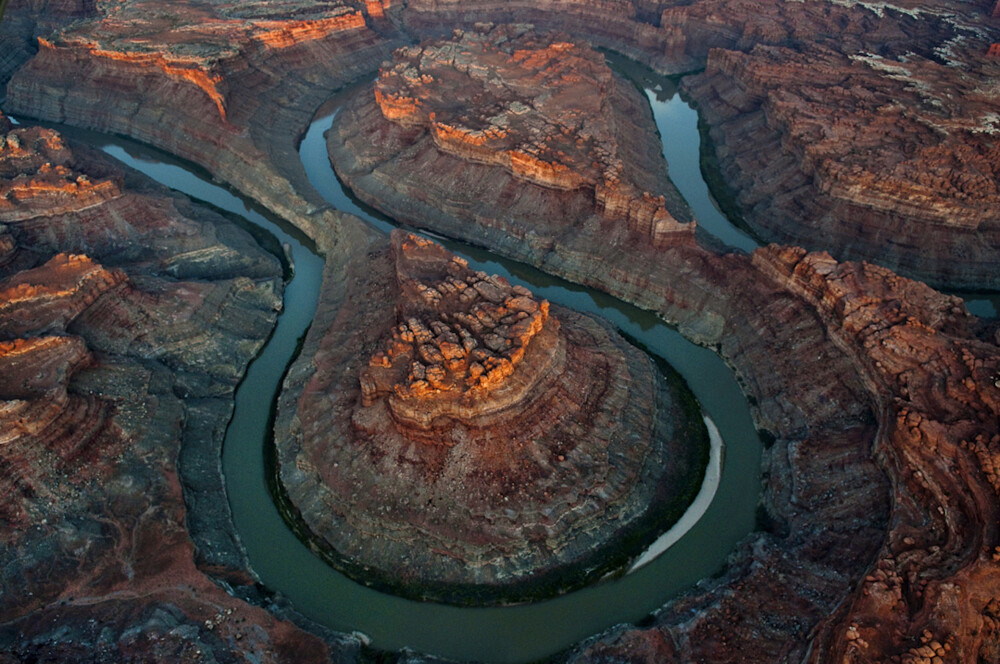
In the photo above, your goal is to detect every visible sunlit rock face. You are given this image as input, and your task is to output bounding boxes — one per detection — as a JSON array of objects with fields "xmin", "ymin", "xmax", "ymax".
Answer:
[
  {"xmin": 359, "ymin": 234, "xmax": 555, "ymax": 426},
  {"xmin": 568, "ymin": 245, "xmax": 1000, "ymax": 664},
  {"xmin": 3, "ymin": 0, "xmax": 401, "ymax": 251},
  {"xmin": 274, "ymin": 230, "xmax": 707, "ymax": 603},
  {"xmin": 331, "ymin": 25, "xmax": 695, "ymax": 254}
]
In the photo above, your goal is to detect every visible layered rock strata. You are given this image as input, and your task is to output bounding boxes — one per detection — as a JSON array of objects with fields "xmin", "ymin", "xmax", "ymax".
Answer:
[
  {"xmin": 332, "ymin": 26, "xmax": 695, "ymax": 254},
  {"xmin": 2, "ymin": 0, "xmax": 998, "ymax": 660},
  {"xmin": 0, "ymin": 116, "xmax": 358, "ymax": 662},
  {"xmin": 684, "ymin": 43, "xmax": 1000, "ymax": 289},
  {"xmin": 0, "ymin": 0, "xmax": 98, "ymax": 84},
  {"xmin": 401, "ymin": 0, "xmax": 1000, "ymax": 288},
  {"xmin": 401, "ymin": 0, "xmax": 983, "ymax": 76},
  {"xmin": 274, "ymin": 230, "xmax": 707, "ymax": 603},
  {"xmin": 401, "ymin": 0, "xmax": 697, "ymax": 72},
  {"xmin": 4, "ymin": 0, "xmax": 402, "ymax": 250},
  {"xmin": 569, "ymin": 249, "xmax": 1000, "ymax": 664}
]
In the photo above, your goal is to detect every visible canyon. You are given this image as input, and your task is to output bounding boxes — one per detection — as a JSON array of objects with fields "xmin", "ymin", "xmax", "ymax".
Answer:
[
  {"xmin": 333, "ymin": 26, "xmax": 694, "ymax": 253},
  {"xmin": 0, "ymin": 0, "xmax": 998, "ymax": 662},
  {"xmin": 329, "ymin": 24, "xmax": 1000, "ymax": 662},
  {"xmin": 0, "ymin": 113, "xmax": 364, "ymax": 661}
]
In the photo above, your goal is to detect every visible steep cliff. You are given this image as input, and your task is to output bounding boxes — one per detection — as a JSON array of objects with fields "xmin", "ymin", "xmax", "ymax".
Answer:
[
  {"xmin": 324, "ymin": 26, "xmax": 1000, "ymax": 655},
  {"xmin": 570, "ymin": 249, "xmax": 1000, "ymax": 663},
  {"xmin": 685, "ymin": 43, "xmax": 1000, "ymax": 288},
  {"xmin": 4, "ymin": 0, "xmax": 401, "ymax": 251},
  {"xmin": 331, "ymin": 26, "xmax": 695, "ymax": 262}
]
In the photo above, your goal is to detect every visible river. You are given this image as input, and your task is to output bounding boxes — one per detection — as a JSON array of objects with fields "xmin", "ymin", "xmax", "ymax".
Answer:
[
  {"xmin": 12, "ymin": 49, "xmax": 997, "ymax": 661},
  {"xmin": 21, "ymin": 82, "xmax": 763, "ymax": 662}
]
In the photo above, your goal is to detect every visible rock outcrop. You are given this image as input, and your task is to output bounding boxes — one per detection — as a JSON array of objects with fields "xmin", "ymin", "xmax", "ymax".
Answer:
[
  {"xmin": 4, "ymin": 0, "xmax": 402, "ymax": 252},
  {"xmin": 401, "ymin": 0, "xmax": 697, "ymax": 72},
  {"xmin": 0, "ymin": 117, "xmax": 358, "ymax": 662},
  {"xmin": 685, "ymin": 43, "xmax": 1000, "ymax": 289},
  {"xmin": 332, "ymin": 26, "xmax": 694, "ymax": 254},
  {"xmin": 0, "ymin": 0, "xmax": 98, "ymax": 84},
  {"xmin": 568, "ymin": 249, "xmax": 1000, "ymax": 664},
  {"xmin": 3, "ymin": 0, "xmax": 999, "ymax": 660},
  {"xmin": 398, "ymin": 0, "xmax": 1000, "ymax": 289},
  {"xmin": 274, "ymin": 230, "xmax": 707, "ymax": 603},
  {"xmin": 360, "ymin": 235, "xmax": 555, "ymax": 422},
  {"xmin": 322, "ymin": 25, "xmax": 1000, "ymax": 656}
]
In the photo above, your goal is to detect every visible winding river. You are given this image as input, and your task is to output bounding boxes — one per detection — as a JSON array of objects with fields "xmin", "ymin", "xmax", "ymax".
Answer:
[
  {"xmin": 12, "ymin": 48, "xmax": 997, "ymax": 661},
  {"xmin": 36, "ymin": 82, "xmax": 763, "ymax": 662}
]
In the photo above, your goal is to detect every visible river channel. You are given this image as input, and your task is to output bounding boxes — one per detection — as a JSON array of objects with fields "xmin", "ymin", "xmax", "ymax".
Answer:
[{"xmin": 31, "ymin": 80, "xmax": 765, "ymax": 662}]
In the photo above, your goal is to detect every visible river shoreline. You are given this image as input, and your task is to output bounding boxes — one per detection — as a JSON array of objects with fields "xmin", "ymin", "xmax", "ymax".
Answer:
[{"xmin": 10, "ymin": 71, "xmax": 765, "ymax": 660}]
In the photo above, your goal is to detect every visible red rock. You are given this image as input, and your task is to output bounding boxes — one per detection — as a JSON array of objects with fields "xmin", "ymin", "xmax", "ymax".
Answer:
[
  {"xmin": 361, "ymin": 233, "xmax": 552, "ymax": 416},
  {"xmin": 684, "ymin": 44, "xmax": 1000, "ymax": 288},
  {"xmin": 4, "ymin": 0, "xmax": 401, "ymax": 253},
  {"xmin": 568, "ymin": 247, "xmax": 999, "ymax": 663},
  {"xmin": 0, "ymin": 335, "xmax": 91, "ymax": 400},
  {"xmin": 0, "ymin": 122, "xmax": 338, "ymax": 662},
  {"xmin": 3, "ymin": 0, "xmax": 999, "ymax": 659},
  {"xmin": 275, "ymin": 230, "xmax": 707, "ymax": 603},
  {"xmin": 0, "ymin": 253, "xmax": 126, "ymax": 338},
  {"xmin": 332, "ymin": 26, "xmax": 695, "ymax": 255},
  {"xmin": 402, "ymin": 0, "xmax": 695, "ymax": 72},
  {"xmin": 373, "ymin": 26, "xmax": 692, "ymax": 243}
]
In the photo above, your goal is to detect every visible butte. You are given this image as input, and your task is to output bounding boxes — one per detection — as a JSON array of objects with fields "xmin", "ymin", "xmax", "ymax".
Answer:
[
  {"xmin": 273, "ymin": 230, "xmax": 708, "ymax": 604},
  {"xmin": 329, "ymin": 24, "xmax": 698, "ymax": 262}
]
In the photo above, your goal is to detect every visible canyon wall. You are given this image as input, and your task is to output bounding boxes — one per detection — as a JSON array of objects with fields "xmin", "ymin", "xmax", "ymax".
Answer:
[
  {"xmin": 569, "ymin": 249, "xmax": 1000, "ymax": 663},
  {"xmin": 685, "ymin": 44, "xmax": 1000, "ymax": 288},
  {"xmin": 4, "ymin": 0, "xmax": 401, "ymax": 251},
  {"xmin": 0, "ymin": 0, "xmax": 998, "ymax": 661},
  {"xmin": 0, "ymin": 114, "xmax": 360, "ymax": 662},
  {"xmin": 399, "ymin": 0, "xmax": 1000, "ymax": 289},
  {"xmin": 326, "ymin": 26, "xmax": 1000, "ymax": 657}
]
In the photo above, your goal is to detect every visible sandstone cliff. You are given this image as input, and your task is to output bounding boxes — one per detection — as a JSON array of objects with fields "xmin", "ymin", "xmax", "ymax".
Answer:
[
  {"xmin": 332, "ymin": 26, "xmax": 695, "ymax": 258},
  {"xmin": 568, "ymin": 249, "xmax": 1000, "ymax": 663},
  {"xmin": 1, "ymin": 0, "xmax": 998, "ymax": 660},
  {"xmin": 399, "ymin": 0, "xmax": 1000, "ymax": 289},
  {"xmin": 4, "ymin": 0, "xmax": 402, "ymax": 252},
  {"xmin": 323, "ymin": 30, "xmax": 1000, "ymax": 655}
]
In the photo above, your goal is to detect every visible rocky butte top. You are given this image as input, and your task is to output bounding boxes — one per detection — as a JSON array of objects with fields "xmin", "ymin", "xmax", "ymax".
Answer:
[
  {"xmin": 275, "ymin": 230, "xmax": 708, "ymax": 603},
  {"xmin": 361, "ymin": 234, "xmax": 554, "ymax": 427},
  {"xmin": 368, "ymin": 25, "xmax": 690, "ymax": 246}
]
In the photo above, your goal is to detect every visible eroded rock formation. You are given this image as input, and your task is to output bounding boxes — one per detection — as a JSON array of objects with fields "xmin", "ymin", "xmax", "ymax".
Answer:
[
  {"xmin": 360, "ymin": 235, "xmax": 554, "ymax": 421},
  {"xmin": 2, "ymin": 0, "xmax": 999, "ymax": 660},
  {"xmin": 685, "ymin": 43, "xmax": 1000, "ymax": 288},
  {"xmin": 333, "ymin": 26, "xmax": 694, "ymax": 252},
  {"xmin": 0, "ymin": 115, "xmax": 357, "ymax": 662},
  {"xmin": 322, "ymin": 22, "xmax": 1000, "ymax": 657},
  {"xmin": 399, "ymin": 0, "xmax": 1000, "ymax": 289},
  {"xmin": 273, "ymin": 230, "xmax": 707, "ymax": 603},
  {"xmin": 569, "ymin": 249, "xmax": 1000, "ymax": 663},
  {"xmin": 4, "ymin": 0, "xmax": 401, "ymax": 249}
]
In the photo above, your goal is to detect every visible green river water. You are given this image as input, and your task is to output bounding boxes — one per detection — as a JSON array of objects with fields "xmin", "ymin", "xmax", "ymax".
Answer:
[{"xmin": 13, "ymin": 79, "xmax": 826, "ymax": 662}]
